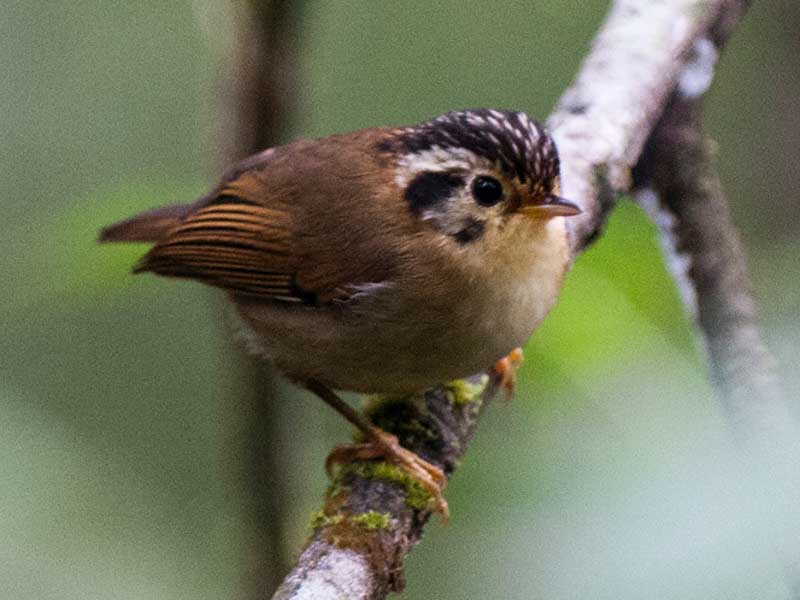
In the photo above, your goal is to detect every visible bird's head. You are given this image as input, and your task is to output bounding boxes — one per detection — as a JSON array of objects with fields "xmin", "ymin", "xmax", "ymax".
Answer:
[{"xmin": 381, "ymin": 109, "xmax": 580, "ymax": 246}]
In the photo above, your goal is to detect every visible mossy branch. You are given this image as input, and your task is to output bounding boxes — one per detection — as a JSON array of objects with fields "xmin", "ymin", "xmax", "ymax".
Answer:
[{"xmin": 272, "ymin": 375, "xmax": 496, "ymax": 598}]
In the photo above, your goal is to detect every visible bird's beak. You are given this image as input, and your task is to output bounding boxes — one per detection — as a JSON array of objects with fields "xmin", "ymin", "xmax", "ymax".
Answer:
[{"xmin": 520, "ymin": 195, "xmax": 582, "ymax": 219}]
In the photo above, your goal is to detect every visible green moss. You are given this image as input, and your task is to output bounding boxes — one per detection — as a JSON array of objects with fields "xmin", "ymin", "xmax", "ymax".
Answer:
[
  {"xmin": 443, "ymin": 377, "xmax": 488, "ymax": 405},
  {"xmin": 310, "ymin": 509, "xmax": 390, "ymax": 532},
  {"xmin": 309, "ymin": 510, "xmax": 345, "ymax": 530},
  {"xmin": 340, "ymin": 461, "xmax": 434, "ymax": 510},
  {"xmin": 351, "ymin": 510, "xmax": 390, "ymax": 530}
]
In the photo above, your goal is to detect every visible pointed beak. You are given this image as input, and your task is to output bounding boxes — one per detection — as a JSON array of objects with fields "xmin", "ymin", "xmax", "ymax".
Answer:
[{"xmin": 520, "ymin": 195, "xmax": 582, "ymax": 219}]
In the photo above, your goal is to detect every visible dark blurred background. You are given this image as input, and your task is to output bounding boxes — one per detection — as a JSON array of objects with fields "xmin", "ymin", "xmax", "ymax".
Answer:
[{"xmin": 2, "ymin": 2, "xmax": 798, "ymax": 599}]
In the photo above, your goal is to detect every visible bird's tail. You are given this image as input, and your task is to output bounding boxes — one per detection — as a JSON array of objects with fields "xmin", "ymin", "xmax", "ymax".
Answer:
[{"xmin": 98, "ymin": 202, "xmax": 196, "ymax": 243}]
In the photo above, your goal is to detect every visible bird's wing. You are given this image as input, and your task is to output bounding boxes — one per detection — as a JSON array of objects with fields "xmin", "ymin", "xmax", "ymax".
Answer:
[
  {"xmin": 134, "ymin": 168, "xmax": 309, "ymax": 302},
  {"xmin": 135, "ymin": 148, "xmax": 398, "ymax": 305},
  {"xmin": 98, "ymin": 148, "xmax": 281, "ymax": 244}
]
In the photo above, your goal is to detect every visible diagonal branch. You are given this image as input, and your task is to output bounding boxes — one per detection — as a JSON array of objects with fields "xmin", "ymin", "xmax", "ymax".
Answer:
[
  {"xmin": 630, "ymin": 0, "xmax": 793, "ymax": 439},
  {"xmin": 631, "ymin": 8, "xmax": 800, "ymax": 590},
  {"xmin": 633, "ymin": 67, "xmax": 791, "ymax": 440},
  {"xmin": 270, "ymin": 2, "xmax": 767, "ymax": 598},
  {"xmin": 272, "ymin": 376, "xmax": 499, "ymax": 599}
]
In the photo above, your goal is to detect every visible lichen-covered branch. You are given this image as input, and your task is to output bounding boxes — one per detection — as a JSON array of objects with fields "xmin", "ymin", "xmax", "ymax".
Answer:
[
  {"xmin": 270, "ymin": 2, "xmax": 772, "ymax": 599},
  {"xmin": 632, "ymin": 60, "xmax": 791, "ymax": 441},
  {"xmin": 633, "ymin": 68, "xmax": 800, "ymax": 597},
  {"xmin": 639, "ymin": 106, "xmax": 788, "ymax": 430},
  {"xmin": 630, "ymin": 0, "xmax": 797, "ymax": 440},
  {"xmin": 548, "ymin": 0, "xmax": 727, "ymax": 251},
  {"xmin": 631, "ymin": 0, "xmax": 800, "ymax": 478}
]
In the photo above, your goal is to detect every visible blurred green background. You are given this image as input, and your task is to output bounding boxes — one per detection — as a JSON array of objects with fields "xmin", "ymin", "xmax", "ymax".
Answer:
[{"xmin": 2, "ymin": 2, "xmax": 798, "ymax": 599}]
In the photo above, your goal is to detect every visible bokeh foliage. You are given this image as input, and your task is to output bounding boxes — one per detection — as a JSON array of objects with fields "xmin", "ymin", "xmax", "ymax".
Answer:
[{"xmin": 1, "ymin": 2, "xmax": 798, "ymax": 599}]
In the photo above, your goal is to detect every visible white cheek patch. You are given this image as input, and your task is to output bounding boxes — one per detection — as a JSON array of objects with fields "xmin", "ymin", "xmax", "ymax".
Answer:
[{"xmin": 394, "ymin": 145, "xmax": 494, "ymax": 189}]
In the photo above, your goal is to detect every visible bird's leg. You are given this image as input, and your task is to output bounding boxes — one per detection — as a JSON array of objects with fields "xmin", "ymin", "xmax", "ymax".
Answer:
[
  {"xmin": 490, "ymin": 347, "xmax": 524, "ymax": 399},
  {"xmin": 305, "ymin": 380, "xmax": 449, "ymax": 520}
]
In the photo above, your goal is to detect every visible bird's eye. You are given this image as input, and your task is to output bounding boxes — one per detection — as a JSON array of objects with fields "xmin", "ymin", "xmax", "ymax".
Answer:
[{"xmin": 471, "ymin": 176, "xmax": 503, "ymax": 206}]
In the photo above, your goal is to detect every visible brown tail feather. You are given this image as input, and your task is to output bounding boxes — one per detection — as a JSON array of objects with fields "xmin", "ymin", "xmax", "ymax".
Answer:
[{"xmin": 98, "ymin": 203, "xmax": 197, "ymax": 243}]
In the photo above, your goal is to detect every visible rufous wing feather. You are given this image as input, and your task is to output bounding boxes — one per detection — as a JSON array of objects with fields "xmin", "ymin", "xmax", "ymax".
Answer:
[
  {"xmin": 99, "ymin": 202, "xmax": 198, "ymax": 243},
  {"xmin": 127, "ymin": 166, "xmax": 308, "ymax": 302},
  {"xmin": 135, "ymin": 195, "xmax": 298, "ymax": 301},
  {"xmin": 98, "ymin": 148, "xmax": 278, "ymax": 244}
]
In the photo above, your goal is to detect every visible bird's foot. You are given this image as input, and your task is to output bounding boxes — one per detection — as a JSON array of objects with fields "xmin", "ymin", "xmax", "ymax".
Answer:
[
  {"xmin": 491, "ymin": 347, "xmax": 524, "ymax": 399},
  {"xmin": 326, "ymin": 426, "xmax": 449, "ymax": 522}
]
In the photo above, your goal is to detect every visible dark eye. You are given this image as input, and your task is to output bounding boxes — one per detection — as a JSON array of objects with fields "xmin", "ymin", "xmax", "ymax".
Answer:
[{"xmin": 471, "ymin": 176, "xmax": 503, "ymax": 206}]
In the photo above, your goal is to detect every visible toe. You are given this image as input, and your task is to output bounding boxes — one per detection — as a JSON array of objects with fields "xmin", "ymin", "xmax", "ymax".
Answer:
[{"xmin": 492, "ymin": 347, "xmax": 524, "ymax": 398}]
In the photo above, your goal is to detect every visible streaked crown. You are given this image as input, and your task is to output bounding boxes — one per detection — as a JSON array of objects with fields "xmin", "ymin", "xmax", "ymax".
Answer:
[{"xmin": 383, "ymin": 109, "xmax": 559, "ymax": 189}]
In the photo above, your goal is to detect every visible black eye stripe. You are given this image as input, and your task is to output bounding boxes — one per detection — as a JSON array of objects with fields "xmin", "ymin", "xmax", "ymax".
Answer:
[{"xmin": 404, "ymin": 171, "xmax": 465, "ymax": 215}]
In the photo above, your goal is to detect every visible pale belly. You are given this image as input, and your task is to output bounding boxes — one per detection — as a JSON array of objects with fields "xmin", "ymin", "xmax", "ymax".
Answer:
[
  {"xmin": 232, "ymin": 220, "xmax": 568, "ymax": 393},
  {"xmin": 234, "ymin": 293, "xmax": 535, "ymax": 393}
]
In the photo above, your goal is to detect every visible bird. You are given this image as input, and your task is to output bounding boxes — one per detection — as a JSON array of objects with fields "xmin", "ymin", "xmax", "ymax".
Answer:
[{"xmin": 99, "ymin": 109, "xmax": 580, "ymax": 519}]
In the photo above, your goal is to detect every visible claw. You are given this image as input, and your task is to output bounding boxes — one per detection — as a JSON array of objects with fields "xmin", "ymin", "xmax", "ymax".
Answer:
[
  {"xmin": 306, "ymin": 380, "xmax": 450, "ymax": 521},
  {"xmin": 491, "ymin": 347, "xmax": 524, "ymax": 399},
  {"xmin": 326, "ymin": 427, "xmax": 449, "ymax": 522}
]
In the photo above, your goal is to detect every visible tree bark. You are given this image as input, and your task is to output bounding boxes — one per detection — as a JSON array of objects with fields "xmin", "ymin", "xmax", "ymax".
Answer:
[{"xmin": 211, "ymin": 2, "xmax": 304, "ymax": 597}]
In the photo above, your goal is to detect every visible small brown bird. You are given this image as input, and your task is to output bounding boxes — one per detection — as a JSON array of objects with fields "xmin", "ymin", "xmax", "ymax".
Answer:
[{"xmin": 100, "ymin": 109, "xmax": 580, "ymax": 518}]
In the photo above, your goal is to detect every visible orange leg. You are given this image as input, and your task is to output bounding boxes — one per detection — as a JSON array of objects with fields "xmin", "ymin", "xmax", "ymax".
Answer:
[
  {"xmin": 491, "ymin": 347, "xmax": 524, "ymax": 398},
  {"xmin": 306, "ymin": 380, "xmax": 449, "ymax": 521}
]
